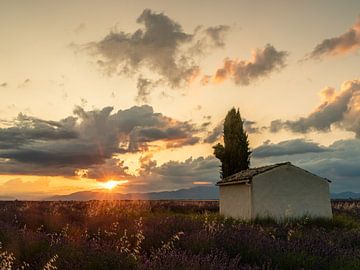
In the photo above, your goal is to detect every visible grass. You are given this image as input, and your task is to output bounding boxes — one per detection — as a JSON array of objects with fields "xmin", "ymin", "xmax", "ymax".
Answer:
[{"xmin": 0, "ymin": 200, "xmax": 359, "ymax": 269}]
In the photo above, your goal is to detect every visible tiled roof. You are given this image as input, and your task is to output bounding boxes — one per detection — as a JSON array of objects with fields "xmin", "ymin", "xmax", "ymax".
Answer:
[{"xmin": 216, "ymin": 162, "xmax": 291, "ymax": 186}]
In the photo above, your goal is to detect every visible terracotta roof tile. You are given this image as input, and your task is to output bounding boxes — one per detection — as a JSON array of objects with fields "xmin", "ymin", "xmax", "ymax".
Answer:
[{"xmin": 216, "ymin": 162, "xmax": 291, "ymax": 186}]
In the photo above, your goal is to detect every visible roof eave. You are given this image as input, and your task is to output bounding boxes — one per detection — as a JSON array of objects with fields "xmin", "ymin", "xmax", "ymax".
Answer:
[
  {"xmin": 286, "ymin": 163, "xmax": 332, "ymax": 183},
  {"xmin": 216, "ymin": 179, "xmax": 251, "ymax": 186}
]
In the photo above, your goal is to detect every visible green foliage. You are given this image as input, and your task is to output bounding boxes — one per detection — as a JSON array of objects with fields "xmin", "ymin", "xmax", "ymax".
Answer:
[{"xmin": 213, "ymin": 108, "xmax": 251, "ymax": 179}]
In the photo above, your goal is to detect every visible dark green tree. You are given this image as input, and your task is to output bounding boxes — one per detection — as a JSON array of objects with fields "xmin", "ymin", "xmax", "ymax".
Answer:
[{"xmin": 213, "ymin": 108, "xmax": 251, "ymax": 179}]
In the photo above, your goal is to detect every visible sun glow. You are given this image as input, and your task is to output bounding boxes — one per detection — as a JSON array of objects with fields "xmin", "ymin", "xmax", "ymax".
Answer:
[{"xmin": 100, "ymin": 180, "xmax": 129, "ymax": 190}]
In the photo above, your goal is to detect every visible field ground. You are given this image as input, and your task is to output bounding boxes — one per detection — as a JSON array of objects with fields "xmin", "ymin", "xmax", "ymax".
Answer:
[{"xmin": 0, "ymin": 200, "xmax": 360, "ymax": 270}]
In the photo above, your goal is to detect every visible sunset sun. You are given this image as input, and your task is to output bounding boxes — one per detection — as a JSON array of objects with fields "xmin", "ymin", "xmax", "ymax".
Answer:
[{"xmin": 100, "ymin": 180, "xmax": 129, "ymax": 190}]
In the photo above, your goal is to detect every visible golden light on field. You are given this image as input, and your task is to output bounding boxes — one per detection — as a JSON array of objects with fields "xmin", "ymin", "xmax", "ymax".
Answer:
[{"xmin": 100, "ymin": 180, "xmax": 129, "ymax": 190}]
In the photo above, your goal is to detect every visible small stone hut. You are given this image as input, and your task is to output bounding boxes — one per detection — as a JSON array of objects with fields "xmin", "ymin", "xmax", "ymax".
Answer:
[{"xmin": 216, "ymin": 162, "xmax": 332, "ymax": 220}]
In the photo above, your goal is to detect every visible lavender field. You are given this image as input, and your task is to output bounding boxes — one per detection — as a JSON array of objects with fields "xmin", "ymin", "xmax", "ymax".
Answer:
[{"xmin": 0, "ymin": 200, "xmax": 359, "ymax": 270}]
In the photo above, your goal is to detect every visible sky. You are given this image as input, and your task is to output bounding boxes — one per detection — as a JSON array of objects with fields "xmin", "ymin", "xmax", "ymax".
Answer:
[{"xmin": 1, "ymin": 0, "xmax": 360, "ymax": 199}]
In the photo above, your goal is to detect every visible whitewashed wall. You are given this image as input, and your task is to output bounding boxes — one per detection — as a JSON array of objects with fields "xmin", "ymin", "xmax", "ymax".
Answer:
[
  {"xmin": 219, "ymin": 184, "xmax": 251, "ymax": 219},
  {"xmin": 251, "ymin": 164, "xmax": 332, "ymax": 219}
]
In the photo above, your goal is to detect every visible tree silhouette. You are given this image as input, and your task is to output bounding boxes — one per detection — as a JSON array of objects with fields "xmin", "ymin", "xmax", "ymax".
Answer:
[{"xmin": 213, "ymin": 108, "xmax": 251, "ymax": 179}]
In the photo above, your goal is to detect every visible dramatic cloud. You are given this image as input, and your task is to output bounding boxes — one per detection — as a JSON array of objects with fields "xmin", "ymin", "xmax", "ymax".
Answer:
[
  {"xmin": 203, "ymin": 44, "xmax": 288, "ymax": 86},
  {"xmin": 137, "ymin": 153, "xmax": 157, "ymax": 176},
  {"xmin": 253, "ymin": 139, "xmax": 329, "ymax": 158},
  {"xmin": 307, "ymin": 17, "xmax": 360, "ymax": 60},
  {"xmin": 83, "ymin": 9, "xmax": 229, "ymax": 100},
  {"xmin": 73, "ymin": 154, "xmax": 219, "ymax": 192},
  {"xmin": 269, "ymin": 80, "xmax": 360, "ymax": 136},
  {"xmin": 77, "ymin": 159, "xmax": 130, "ymax": 182},
  {"xmin": 0, "ymin": 105, "xmax": 201, "ymax": 178},
  {"xmin": 130, "ymin": 156, "xmax": 220, "ymax": 191},
  {"xmin": 204, "ymin": 122, "xmax": 223, "ymax": 143},
  {"xmin": 132, "ymin": 137, "xmax": 359, "ymax": 192},
  {"xmin": 71, "ymin": 152, "xmax": 219, "ymax": 191},
  {"xmin": 0, "ymin": 113, "xmax": 78, "ymax": 149},
  {"xmin": 252, "ymin": 139, "xmax": 360, "ymax": 192},
  {"xmin": 204, "ymin": 119, "xmax": 260, "ymax": 144}
]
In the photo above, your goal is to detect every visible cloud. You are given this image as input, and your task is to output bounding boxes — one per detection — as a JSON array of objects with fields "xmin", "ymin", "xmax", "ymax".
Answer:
[
  {"xmin": 252, "ymin": 138, "xmax": 360, "ymax": 192},
  {"xmin": 17, "ymin": 79, "xmax": 30, "ymax": 88},
  {"xmin": 128, "ymin": 156, "xmax": 220, "ymax": 192},
  {"xmin": 307, "ymin": 17, "xmax": 360, "ymax": 60},
  {"xmin": 128, "ymin": 123, "xmax": 200, "ymax": 151},
  {"xmin": 203, "ymin": 44, "xmax": 288, "ymax": 86},
  {"xmin": 319, "ymin": 86, "xmax": 336, "ymax": 102},
  {"xmin": 135, "ymin": 77, "xmax": 161, "ymax": 103},
  {"xmin": 0, "ymin": 155, "xmax": 219, "ymax": 198},
  {"xmin": 204, "ymin": 122, "xmax": 223, "ymax": 143},
  {"xmin": 73, "ymin": 154, "xmax": 219, "ymax": 192},
  {"xmin": 72, "ymin": 150, "xmax": 219, "ymax": 191},
  {"xmin": 200, "ymin": 75, "xmax": 212, "ymax": 85},
  {"xmin": 76, "ymin": 159, "xmax": 130, "ymax": 182},
  {"xmin": 0, "ymin": 178, "xmax": 50, "ymax": 193},
  {"xmin": 204, "ymin": 118, "xmax": 260, "ymax": 144},
  {"xmin": 85, "ymin": 9, "xmax": 196, "ymax": 86},
  {"xmin": 153, "ymin": 156, "xmax": 218, "ymax": 179},
  {"xmin": 0, "ymin": 113, "xmax": 78, "ymax": 149},
  {"xmin": 137, "ymin": 153, "xmax": 157, "ymax": 176},
  {"xmin": 0, "ymin": 178, "xmax": 51, "ymax": 200},
  {"xmin": 269, "ymin": 79, "xmax": 360, "ymax": 137},
  {"xmin": 80, "ymin": 9, "xmax": 229, "ymax": 99},
  {"xmin": 0, "ymin": 82, "xmax": 7, "ymax": 87},
  {"xmin": 189, "ymin": 25, "xmax": 230, "ymax": 56},
  {"xmin": 0, "ymin": 105, "xmax": 201, "ymax": 178},
  {"xmin": 243, "ymin": 119, "xmax": 261, "ymax": 134},
  {"xmin": 253, "ymin": 139, "xmax": 329, "ymax": 158},
  {"xmin": 204, "ymin": 25, "xmax": 230, "ymax": 48},
  {"xmin": 77, "ymin": 137, "xmax": 360, "ymax": 192}
]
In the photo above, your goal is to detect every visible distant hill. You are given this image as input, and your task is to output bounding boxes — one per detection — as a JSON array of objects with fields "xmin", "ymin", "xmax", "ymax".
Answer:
[
  {"xmin": 0, "ymin": 196, "xmax": 16, "ymax": 201},
  {"xmin": 331, "ymin": 192, "xmax": 360, "ymax": 200},
  {"xmin": 45, "ymin": 186, "xmax": 360, "ymax": 201},
  {"xmin": 45, "ymin": 186, "xmax": 219, "ymax": 201}
]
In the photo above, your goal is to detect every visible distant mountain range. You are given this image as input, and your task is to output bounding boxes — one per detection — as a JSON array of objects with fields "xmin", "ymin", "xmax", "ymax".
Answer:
[
  {"xmin": 330, "ymin": 192, "xmax": 360, "ymax": 200},
  {"xmin": 0, "ymin": 187, "xmax": 359, "ymax": 201},
  {"xmin": 0, "ymin": 196, "xmax": 16, "ymax": 200},
  {"xmin": 45, "ymin": 186, "xmax": 219, "ymax": 201},
  {"xmin": 45, "ymin": 187, "xmax": 360, "ymax": 201}
]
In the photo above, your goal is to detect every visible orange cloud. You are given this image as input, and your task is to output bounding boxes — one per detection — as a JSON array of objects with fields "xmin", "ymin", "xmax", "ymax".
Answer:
[
  {"xmin": 213, "ymin": 59, "xmax": 235, "ymax": 83},
  {"xmin": 193, "ymin": 181, "xmax": 211, "ymax": 185},
  {"xmin": 319, "ymin": 87, "xmax": 336, "ymax": 103},
  {"xmin": 202, "ymin": 44, "xmax": 288, "ymax": 86},
  {"xmin": 307, "ymin": 16, "xmax": 360, "ymax": 59},
  {"xmin": 269, "ymin": 79, "xmax": 360, "ymax": 136}
]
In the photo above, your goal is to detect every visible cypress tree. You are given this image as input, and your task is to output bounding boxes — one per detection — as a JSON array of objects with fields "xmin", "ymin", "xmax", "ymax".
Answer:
[{"xmin": 213, "ymin": 108, "xmax": 251, "ymax": 179}]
